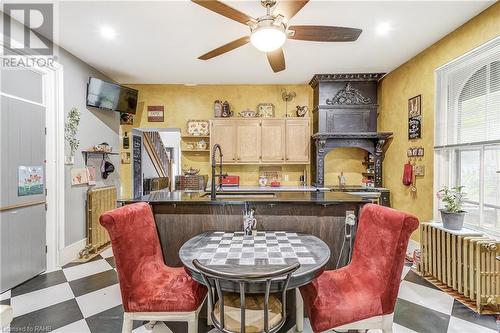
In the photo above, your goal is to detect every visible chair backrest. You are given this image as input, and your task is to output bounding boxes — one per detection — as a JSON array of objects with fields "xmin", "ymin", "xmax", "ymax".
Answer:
[
  {"xmin": 99, "ymin": 202, "xmax": 164, "ymax": 310},
  {"xmin": 350, "ymin": 204, "xmax": 419, "ymax": 314},
  {"xmin": 193, "ymin": 260, "xmax": 300, "ymax": 333}
]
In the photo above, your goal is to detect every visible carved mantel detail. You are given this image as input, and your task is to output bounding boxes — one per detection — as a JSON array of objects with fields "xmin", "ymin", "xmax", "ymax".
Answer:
[{"xmin": 326, "ymin": 83, "xmax": 371, "ymax": 105}]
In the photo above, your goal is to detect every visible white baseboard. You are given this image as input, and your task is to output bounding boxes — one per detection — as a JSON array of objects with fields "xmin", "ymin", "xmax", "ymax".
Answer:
[{"xmin": 59, "ymin": 238, "xmax": 86, "ymax": 267}]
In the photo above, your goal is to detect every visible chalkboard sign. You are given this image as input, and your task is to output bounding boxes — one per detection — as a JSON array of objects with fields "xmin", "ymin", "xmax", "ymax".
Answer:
[
  {"xmin": 133, "ymin": 135, "xmax": 142, "ymax": 198},
  {"xmin": 408, "ymin": 95, "xmax": 422, "ymax": 140}
]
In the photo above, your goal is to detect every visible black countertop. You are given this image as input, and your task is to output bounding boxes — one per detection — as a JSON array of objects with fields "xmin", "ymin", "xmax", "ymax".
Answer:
[{"xmin": 118, "ymin": 190, "xmax": 369, "ymax": 205}]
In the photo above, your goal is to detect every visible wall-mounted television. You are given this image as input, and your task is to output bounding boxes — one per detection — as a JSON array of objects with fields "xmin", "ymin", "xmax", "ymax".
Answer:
[{"xmin": 86, "ymin": 77, "xmax": 138, "ymax": 114}]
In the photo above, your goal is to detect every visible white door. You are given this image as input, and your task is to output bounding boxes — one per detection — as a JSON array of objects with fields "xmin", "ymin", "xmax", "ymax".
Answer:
[{"xmin": 1, "ymin": 68, "xmax": 47, "ymax": 292}]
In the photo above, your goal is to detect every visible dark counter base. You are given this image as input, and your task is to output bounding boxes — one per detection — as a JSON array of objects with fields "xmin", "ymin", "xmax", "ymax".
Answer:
[{"xmin": 153, "ymin": 202, "xmax": 363, "ymax": 270}]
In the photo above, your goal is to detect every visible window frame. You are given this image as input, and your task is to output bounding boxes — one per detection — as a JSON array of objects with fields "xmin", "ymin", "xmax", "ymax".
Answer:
[{"xmin": 434, "ymin": 36, "xmax": 500, "ymax": 236}]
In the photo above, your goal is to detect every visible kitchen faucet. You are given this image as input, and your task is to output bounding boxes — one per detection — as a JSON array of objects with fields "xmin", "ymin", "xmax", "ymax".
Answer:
[{"xmin": 211, "ymin": 144, "xmax": 227, "ymax": 200}]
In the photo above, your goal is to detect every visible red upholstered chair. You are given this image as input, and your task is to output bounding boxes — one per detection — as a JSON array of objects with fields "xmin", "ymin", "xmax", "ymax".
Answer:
[
  {"xmin": 100, "ymin": 202, "xmax": 207, "ymax": 333},
  {"xmin": 299, "ymin": 204, "xmax": 419, "ymax": 333}
]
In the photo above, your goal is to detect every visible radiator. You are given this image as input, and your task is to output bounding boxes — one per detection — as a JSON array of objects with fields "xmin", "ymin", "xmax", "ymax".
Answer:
[
  {"xmin": 79, "ymin": 186, "xmax": 117, "ymax": 259},
  {"xmin": 420, "ymin": 222, "xmax": 500, "ymax": 313}
]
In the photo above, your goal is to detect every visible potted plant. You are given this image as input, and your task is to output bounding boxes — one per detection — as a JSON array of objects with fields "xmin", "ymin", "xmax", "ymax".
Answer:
[
  {"xmin": 437, "ymin": 186, "xmax": 467, "ymax": 230},
  {"xmin": 64, "ymin": 107, "xmax": 81, "ymax": 164}
]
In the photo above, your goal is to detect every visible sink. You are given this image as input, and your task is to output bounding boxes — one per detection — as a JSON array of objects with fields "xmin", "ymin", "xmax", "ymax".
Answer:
[{"xmin": 201, "ymin": 192, "xmax": 276, "ymax": 199}]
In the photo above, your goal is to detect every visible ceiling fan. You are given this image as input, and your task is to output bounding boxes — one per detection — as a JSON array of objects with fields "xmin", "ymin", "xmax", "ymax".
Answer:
[{"xmin": 192, "ymin": 0, "xmax": 362, "ymax": 73}]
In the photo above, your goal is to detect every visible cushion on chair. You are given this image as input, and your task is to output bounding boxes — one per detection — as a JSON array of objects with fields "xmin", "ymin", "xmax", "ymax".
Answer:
[
  {"xmin": 214, "ymin": 293, "xmax": 282, "ymax": 333},
  {"xmin": 100, "ymin": 202, "xmax": 207, "ymax": 312},
  {"xmin": 300, "ymin": 204, "xmax": 419, "ymax": 332}
]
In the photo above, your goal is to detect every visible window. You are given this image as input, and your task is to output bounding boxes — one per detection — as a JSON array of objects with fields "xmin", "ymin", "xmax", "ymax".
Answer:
[{"xmin": 435, "ymin": 37, "xmax": 500, "ymax": 234}]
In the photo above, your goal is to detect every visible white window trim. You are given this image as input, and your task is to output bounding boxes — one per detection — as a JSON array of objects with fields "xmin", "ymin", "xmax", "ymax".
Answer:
[{"xmin": 434, "ymin": 36, "xmax": 500, "ymax": 237}]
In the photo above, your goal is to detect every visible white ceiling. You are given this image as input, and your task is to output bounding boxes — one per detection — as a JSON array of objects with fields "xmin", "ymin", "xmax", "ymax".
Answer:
[{"xmin": 57, "ymin": 1, "xmax": 494, "ymax": 84}]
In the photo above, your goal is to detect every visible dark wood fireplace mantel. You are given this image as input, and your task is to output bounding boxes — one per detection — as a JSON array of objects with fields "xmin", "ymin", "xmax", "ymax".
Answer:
[
  {"xmin": 312, "ymin": 132, "xmax": 392, "ymax": 187},
  {"xmin": 309, "ymin": 73, "xmax": 392, "ymax": 188}
]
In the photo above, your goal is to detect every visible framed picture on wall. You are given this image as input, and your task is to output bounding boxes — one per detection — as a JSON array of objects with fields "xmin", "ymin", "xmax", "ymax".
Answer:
[
  {"xmin": 147, "ymin": 106, "xmax": 164, "ymax": 122},
  {"xmin": 408, "ymin": 95, "xmax": 422, "ymax": 140}
]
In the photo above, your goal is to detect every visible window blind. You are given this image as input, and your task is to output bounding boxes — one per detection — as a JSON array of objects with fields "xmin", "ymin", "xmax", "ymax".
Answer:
[{"xmin": 436, "ymin": 37, "xmax": 500, "ymax": 148}]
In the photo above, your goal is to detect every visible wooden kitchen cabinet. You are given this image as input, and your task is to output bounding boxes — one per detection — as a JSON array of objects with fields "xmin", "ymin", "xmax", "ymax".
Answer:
[
  {"xmin": 210, "ymin": 118, "xmax": 309, "ymax": 164},
  {"xmin": 285, "ymin": 119, "xmax": 310, "ymax": 163},
  {"xmin": 236, "ymin": 120, "xmax": 261, "ymax": 162},
  {"xmin": 210, "ymin": 119, "xmax": 236, "ymax": 162},
  {"xmin": 261, "ymin": 119, "xmax": 285, "ymax": 162}
]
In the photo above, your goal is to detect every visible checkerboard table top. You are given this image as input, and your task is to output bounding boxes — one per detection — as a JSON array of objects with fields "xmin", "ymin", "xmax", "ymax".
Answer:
[{"xmin": 180, "ymin": 231, "xmax": 331, "ymax": 286}]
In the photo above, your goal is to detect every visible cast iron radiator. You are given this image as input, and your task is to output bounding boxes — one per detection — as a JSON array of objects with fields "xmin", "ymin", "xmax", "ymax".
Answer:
[
  {"xmin": 79, "ymin": 186, "xmax": 117, "ymax": 259},
  {"xmin": 419, "ymin": 223, "xmax": 500, "ymax": 313}
]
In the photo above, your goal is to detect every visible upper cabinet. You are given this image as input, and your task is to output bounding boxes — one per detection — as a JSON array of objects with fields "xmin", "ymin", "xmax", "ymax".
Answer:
[
  {"xmin": 261, "ymin": 119, "xmax": 285, "ymax": 163},
  {"xmin": 211, "ymin": 119, "xmax": 236, "ymax": 162},
  {"xmin": 236, "ymin": 120, "xmax": 261, "ymax": 163},
  {"xmin": 285, "ymin": 119, "xmax": 310, "ymax": 163},
  {"xmin": 210, "ymin": 118, "xmax": 310, "ymax": 165}
]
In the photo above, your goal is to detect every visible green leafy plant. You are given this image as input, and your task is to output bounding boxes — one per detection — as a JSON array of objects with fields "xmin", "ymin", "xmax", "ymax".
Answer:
[
  {"xmin": 65, "ymin": 107, "xmax": 81, "ymax": 156},
  {"xmin": 437, "ymin": 186, "xmax": 467, "ymax": 213}
]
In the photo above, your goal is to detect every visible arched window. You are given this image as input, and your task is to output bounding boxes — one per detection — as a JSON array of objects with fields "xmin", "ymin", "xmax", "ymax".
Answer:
[
  {"xmin": 457, "ymin": 61, "xmax": 500, "ymax": 144},
  {"xmin": 435, "ymin": 38, "xmax": 500, "ymax": 233}
]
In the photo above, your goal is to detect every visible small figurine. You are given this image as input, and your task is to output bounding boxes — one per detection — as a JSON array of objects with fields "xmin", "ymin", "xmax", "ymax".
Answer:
[
  {"xmin": 338, "ymin": 171, "xmax": 346, "ymax": 191},
  {"xmin": 296, "ymin": 105, "xmax": 308, "ymax": 117},
  {"xmin": 243, "ymin": 209, "xmax": 257, "ymax": 236}
]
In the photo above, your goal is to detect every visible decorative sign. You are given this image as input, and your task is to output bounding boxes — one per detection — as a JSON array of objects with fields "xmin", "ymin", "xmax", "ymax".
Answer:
[
  {"xmin": 86, "ymin": 166, "xmax": 97, "ymax": 186},
  {"xmin": 408, "ymin": 95, "xmax": 422, "ymax": 140},
  {"xmin": 71, "ymin": 168, "xmax": 88, "ymax": 185},
  {"xmin": 120, "ymin": 113, "xmax": 134, "ymax": 125},
  {"xmin": 147, "ymin": 105, "xmax": 164, "ymax": 122},
  {"xmin": 18, "ymin": 166, "xmax": 44, "ymax": 196}
]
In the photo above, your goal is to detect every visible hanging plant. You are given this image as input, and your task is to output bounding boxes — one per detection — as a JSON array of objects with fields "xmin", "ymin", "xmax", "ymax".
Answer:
[{"xmin": 65, "ymin": 107, "xmax": 81, "ymax": 157}]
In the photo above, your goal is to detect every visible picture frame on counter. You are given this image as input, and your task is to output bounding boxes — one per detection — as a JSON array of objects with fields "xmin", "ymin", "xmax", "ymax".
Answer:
[
  {"xmin": 257, "ymin": 103, "xmax": 275, "ymax": 118},
  {"xmin": 147, "ymin": 105, "xmax": 164, "ymax": 122}
]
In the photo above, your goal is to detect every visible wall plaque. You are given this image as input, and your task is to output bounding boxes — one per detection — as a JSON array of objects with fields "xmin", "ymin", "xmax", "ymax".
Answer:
[
  {"xmin": 147, "ymin": 105, "xmax": 164, "ymax": 122},
  {"xmin": 408, "ymin": 95, "xmax": 422, "ymax": 140}
]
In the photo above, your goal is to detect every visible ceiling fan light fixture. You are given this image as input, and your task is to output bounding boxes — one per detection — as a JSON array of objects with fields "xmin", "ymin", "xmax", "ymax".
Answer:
[{"xmin": 250, "ymin": 22, "xmax": 286, "ymax": 52}]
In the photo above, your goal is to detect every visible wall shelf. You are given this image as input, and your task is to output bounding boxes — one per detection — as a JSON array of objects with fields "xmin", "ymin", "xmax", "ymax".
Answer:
[
  {"xmin": 181, "ymin": 135, "xmax": 210, "ymax": 139},
  {"xmin": 82, "ymin": 150, "xmax": 118, "ymax": 165},
  {"xmin": 181, "ymin": 149, "xmax": 209, "ymax": 153}
]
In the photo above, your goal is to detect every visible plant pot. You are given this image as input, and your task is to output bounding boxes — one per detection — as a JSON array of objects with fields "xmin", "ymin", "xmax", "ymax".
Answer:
[{"xmin": 440, "ymin": 210, "xmax": 466, "ymax": 230}]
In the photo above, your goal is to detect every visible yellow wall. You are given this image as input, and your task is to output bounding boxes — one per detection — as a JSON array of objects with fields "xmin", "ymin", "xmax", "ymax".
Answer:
[
  {"xmin": 378, "ymin": 3, "xmax": 500, "ymax": 240},
  {"xmin": 120, "ymin": 84, "xmax": 366, "ymax": 197}
]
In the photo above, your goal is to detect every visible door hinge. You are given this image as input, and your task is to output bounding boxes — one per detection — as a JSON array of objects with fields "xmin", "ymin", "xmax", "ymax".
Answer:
[
  {"xmin": 45, "ymin": 203, "xmax": 48, "ymax": 211},
  {"xmin": 45, "ymin": 127, "xmax": 47, "ymax": 135},
  {"xmin": 45, "ymin": 245, "xmax": 47, "ymax": 253}
]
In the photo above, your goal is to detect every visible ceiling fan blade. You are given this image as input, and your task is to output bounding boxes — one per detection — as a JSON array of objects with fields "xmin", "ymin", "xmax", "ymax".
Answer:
[
  {"xmin": 288, "ymin": 25, "xmax": 362, "ymax": 42},
  {"xmin": 192, "ymin": 0, "xmax": 254, "ymax": 25},
  {"xmin": 267, "ymin": 48, "xmax": 286, "ymax": 73},
  {"xmin": 198, "ymin": 36, "xmax": 250, "ymax": 60},
  {"xmin": 273, "ymin": 0, "xmax": 309, "ymax": 21}
]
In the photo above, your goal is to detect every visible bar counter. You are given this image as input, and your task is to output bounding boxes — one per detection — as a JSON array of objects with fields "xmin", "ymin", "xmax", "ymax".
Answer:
[{"xmin": 118, "ymin": 190, "xmax": 368, "ymax": 270}]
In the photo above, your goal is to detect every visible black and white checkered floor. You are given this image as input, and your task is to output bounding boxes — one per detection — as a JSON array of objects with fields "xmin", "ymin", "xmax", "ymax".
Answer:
[{"xmin": 1, "ymin": 247, "xmax": 498, "ymax": 333}]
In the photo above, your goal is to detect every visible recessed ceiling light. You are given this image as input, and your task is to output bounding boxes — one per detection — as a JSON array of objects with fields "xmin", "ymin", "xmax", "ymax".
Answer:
[
  {"xmin": 376, "ymin": 22, "xmax": 391, "ymax": 36},
  {"xmin": 99, "ymin": 26, "xmax": 116, "ymax": 40}
]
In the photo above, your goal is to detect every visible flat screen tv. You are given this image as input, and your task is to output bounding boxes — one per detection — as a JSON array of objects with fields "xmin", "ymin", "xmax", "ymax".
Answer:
[{"xmin": 86, "ymin": 77, "xmax": 138, "ymax": 114}]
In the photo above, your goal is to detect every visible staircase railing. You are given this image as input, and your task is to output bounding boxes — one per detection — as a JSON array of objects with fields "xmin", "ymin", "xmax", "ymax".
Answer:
[{"xmin": 143, "ymin": 131, "xmax": 169, "ymax": 178}]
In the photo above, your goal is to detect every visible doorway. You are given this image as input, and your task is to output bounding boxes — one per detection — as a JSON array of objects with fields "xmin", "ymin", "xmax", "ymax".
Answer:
[
  {"xmin": 0, "ymin": 62, "xmax": 64, "ymax": 292},
  {"xmin": 131, "ymin": 128, "xmax": 181, "ymax": 198}
]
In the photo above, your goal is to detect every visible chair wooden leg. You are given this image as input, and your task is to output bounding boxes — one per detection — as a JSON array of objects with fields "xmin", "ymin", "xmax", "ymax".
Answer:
[
  {"xmin": 187, "ymin": 313, "xmax": 198, "ymax": 333},
  {"xmin": 295, "ymin": 288, "xmax": 303, "ymax": 332},
  {"xmin": 121, "ymin": 313, "xmax": 133, "ymax": 333}
]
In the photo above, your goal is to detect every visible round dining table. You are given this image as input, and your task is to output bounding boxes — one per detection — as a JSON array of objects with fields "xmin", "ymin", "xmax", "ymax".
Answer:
[{"xmin": 179, "ymin": 230, "xmax": 331, "ymax": 292}]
